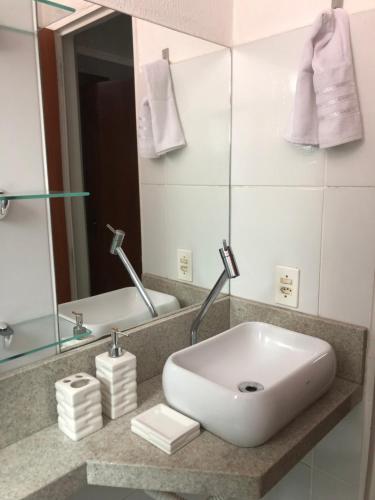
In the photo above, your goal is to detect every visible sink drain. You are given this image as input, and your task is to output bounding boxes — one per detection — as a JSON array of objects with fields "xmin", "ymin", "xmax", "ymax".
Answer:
[{"xmin": 238, "ymin": 381, "xmax": 264, "ymax": 393}]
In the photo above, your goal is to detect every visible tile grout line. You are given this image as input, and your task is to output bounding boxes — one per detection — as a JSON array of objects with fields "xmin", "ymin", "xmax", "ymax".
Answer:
[{"xmin": 316, "ymin": 150, "xmax": 328, "ymax": 318}]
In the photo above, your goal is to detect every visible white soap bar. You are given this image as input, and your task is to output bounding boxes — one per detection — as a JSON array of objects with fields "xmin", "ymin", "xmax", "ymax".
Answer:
[
  {"xmin": 132, "ymin": 419, "xmax": 199, "ymax": 447},
  {"xmin": 131, "ymin": 404, "xmax": 200, "ymax": 443},
  {"xmin": 131, "ymin": 423, "xmax": 200, "ymax": 454}
]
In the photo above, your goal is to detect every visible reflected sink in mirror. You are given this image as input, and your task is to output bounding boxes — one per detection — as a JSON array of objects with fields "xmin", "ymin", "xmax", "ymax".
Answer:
[
  {"xmin": 163, "ymin": 322, "xmax": 336, "ymax": 447},
  {"xmin": 59, "ymin": 287, "xmax": 180, "ymax": 339}
]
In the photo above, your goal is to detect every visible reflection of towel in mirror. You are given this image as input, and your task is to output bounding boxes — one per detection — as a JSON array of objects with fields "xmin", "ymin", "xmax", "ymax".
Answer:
[
  {"xmin": 138, "ymin": 59, "xmax": 186, "ymax": 159},
  {"xmin": 285, "ymin": 8, "xmax": 362, "ymax": 149}
]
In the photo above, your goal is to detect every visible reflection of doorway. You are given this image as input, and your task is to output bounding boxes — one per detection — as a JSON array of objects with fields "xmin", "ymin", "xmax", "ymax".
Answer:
[
  {"xmin": 39, "ymin": 13, "xmax": 142, "ymax": 302},
  {"xmin": 79, "ymin": 77, "xmax": 142, "ymax": 296}
]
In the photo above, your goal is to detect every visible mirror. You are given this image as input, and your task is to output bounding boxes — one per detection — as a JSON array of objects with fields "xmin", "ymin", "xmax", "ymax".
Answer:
[{"xmin": 0, "ymin": 0, "xmax": 231, "ymax": 370}]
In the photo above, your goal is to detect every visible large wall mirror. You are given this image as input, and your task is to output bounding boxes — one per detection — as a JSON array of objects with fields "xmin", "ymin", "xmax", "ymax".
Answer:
[{"xmin": 0, "ymin": 0, "xmax": 231, "ymax": 371}]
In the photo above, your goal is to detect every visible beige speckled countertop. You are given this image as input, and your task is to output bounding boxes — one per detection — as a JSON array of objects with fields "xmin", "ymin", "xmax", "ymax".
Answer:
[{"xmin": 0, "ymin": 374, "xmax": 361, "ymax": 500}]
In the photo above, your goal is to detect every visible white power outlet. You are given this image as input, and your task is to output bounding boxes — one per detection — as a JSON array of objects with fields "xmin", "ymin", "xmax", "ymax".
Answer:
[
  {"xmin": 177, "ymin": 249, "xmax": 192, "ymax": 282},
  {"xmin": 275, "ymin": 266, "xmax": 300, "ymax": 308}
]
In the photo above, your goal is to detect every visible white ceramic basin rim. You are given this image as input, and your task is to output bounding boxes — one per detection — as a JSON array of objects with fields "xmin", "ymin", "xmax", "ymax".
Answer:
[
  {"xmin": 59, "ymin": 287, "xmax": 180, "ymax": 337},
  {"xmin": 162, "ymin": 321, "xmax": 336, "ymax": 447}
]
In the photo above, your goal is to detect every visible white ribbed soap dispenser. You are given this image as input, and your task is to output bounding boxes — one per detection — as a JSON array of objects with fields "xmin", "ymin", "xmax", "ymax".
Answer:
[{"xmin": 95, "ymin": 328, "xmax": 137, "ymax": 419}]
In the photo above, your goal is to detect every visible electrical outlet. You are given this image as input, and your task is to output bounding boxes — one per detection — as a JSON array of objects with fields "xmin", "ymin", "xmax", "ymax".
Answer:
[
  {"xmin": 177, "ymin": 249, "xmax": 192, "ymax": 282},
  {"xmin": 275, "ymin": 266, "xmax": 299, "ymax": 308}
]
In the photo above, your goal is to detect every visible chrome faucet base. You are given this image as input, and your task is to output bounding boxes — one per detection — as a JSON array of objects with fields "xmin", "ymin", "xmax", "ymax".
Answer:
[
  {"xmin": 0, "ymin": 322, "xmax": 14, "ymax": 348},
  {"xmin": 0, "ymin": 191, "xmax": 10, "ymax": 220}
]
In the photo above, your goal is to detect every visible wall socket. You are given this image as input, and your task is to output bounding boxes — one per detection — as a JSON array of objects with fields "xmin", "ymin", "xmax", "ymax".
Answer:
[
  {"xmin": 177, "ymin": 249, "xmax": 192, "ymax": 282},
  {"xmin": 275, "ymin": 265, "xmax": 300, "ymax": 308}
]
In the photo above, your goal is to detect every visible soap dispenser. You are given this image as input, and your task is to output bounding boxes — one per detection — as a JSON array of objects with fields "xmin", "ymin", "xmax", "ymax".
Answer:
[{"xmin": 95, "ymin": 328, "xmax": 137, "ymax": 419}]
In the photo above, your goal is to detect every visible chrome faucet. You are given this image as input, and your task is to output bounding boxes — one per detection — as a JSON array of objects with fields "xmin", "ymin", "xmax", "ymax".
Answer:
[
  {"xmin": 190, "ymin": 240, "xmax": 239, "ymax": 345},
  {"xmin": 0, "ymin": 321, "xmax": 14, "ymax": 347},
  {"xmin": 106, "ymin": 224, "xmax": 158, "ymax": 318},
  {"xmin": 72, "ymin": 311, "xmax": 88, "ymax": 337}
]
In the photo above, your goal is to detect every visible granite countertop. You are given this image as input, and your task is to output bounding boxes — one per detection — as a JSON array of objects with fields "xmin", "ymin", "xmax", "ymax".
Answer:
[{"xmin": 0, "ymin": 375, "xmax": 361, "ymax": 500}]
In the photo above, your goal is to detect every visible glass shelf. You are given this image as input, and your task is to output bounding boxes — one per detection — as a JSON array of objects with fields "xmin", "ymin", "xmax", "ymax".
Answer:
[
  {"xmin": 35, "ymin": 0, "xmax": 76, "ymax": 29},
  {"xmin": 0, "ymin": 191, "xmax": 90, "ymax": 201},
  {"xmin": 0, "ymin": 315, "xmax": 93, "ymax": 365},
  {"xmin": 35, "ymin": 0, "xmax": 75, "ymax": 13}
]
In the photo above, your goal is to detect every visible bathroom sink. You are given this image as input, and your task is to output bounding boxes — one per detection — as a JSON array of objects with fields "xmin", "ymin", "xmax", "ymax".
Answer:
[
  {"xmin": 59, "ymin": 287, "xmax": 180, "ymax": 338},
  {"xmin": 163, "ymin": 322, "xmax": 336, "ymax": 447}
]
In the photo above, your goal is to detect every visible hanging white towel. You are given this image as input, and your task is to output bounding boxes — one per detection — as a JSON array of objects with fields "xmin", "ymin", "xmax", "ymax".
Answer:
[
  {"xmin": 285, "ymin": 8, "xmax": 363, "ymax": 149},
  {"xmin": 138, "ymin": 59, "xmax": 186, "ymax": 159}
]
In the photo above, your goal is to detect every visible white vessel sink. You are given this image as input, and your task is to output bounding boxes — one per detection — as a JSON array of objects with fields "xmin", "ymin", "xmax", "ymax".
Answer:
[
  {"xmin": 163, "ymin": 322, "xmax": 336, "ymax": 447},
  {"xmin": 59, "ymin": 287, "xmax": 180, "ymax": 338}
]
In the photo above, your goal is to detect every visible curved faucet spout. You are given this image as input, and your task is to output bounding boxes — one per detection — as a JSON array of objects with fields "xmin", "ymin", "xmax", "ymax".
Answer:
[
  {"xmin": 190, "ymin": 240, "xmax": 239, "ymax": 345},
  {"xmin": 107, "ymin": 224, "xmax": 158, "ymax": 319}
]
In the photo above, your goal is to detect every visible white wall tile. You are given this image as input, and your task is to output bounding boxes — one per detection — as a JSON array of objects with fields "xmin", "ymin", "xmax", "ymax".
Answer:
[
  {"xmin": 326, "ymin": 10, "xmax": 375, "ymax": 188},
  {"xmin": 314, "ymin": 405, "xmax": 363, "ymax": 487},
  {"xmin": 231, "ymin": 30, "xmax": 325, "ymax": 187},
  {"xmin": 263, "ymin": 462, "xmax": 311, "ymax": 500},
  {"xmin": 231, "ymin": 187, "xmax": 323, "ymax": 315},
  {"xmin": 233, "ymin": 0, "xmax": 375, "ymax": 45},
  {"xmin": 0, "ymin": 0, "xmax": 34, "ymax": 32},
  {"xmin": 141, "ymin": 184, "xmax": 229, "ymax": 289},
  {"xmin": 311, "ymin": 469, "xmax": 359, "ymax": 500},
  {"xmin": 138, "ymin": 49, "xmax": 231, "ymax": 187},
  {"xmin": 319, "ymin": 188, "xmax": 375, "ymax": 326},
  {"xmin": 135, "ymin": 18, "xmax": 223, "ymax": 65}
]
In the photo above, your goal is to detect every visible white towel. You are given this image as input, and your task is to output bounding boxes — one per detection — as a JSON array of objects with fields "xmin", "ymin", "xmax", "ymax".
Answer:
[
  {"xmin": 138, "ymin": 59, "xmax": 186, "ymax": 159},
  {"xmin": 285, "ymin": 8, "xmax": 363, "ymax": 149}
]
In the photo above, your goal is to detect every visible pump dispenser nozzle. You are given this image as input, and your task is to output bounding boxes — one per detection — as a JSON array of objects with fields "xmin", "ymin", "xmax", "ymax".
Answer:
[{"xmin": 109, "ymin": 328, "xmax": 123, "ymax": 358}]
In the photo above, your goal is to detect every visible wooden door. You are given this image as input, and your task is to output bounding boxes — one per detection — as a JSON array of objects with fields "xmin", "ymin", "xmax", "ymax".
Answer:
[{"xmin": 79, "ymin": 77, "xmax": 142, "ymax": 296}]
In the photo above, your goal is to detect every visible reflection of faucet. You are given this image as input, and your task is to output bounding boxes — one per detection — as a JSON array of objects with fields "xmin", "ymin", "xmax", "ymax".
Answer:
[
  {"xmin": 190, "ymin": 240, "xmax": 240, "ymax": 345},
  {"xmin": 72, "ymin": 311, "xmax": 88, "ymax": 337},
  {"xmin": 0, "ymin": 321, "xmax": 14, "ymax": 348},
  {"xmin": 106, "ymin": 224, "xmax": 158, "ymax": 318}
]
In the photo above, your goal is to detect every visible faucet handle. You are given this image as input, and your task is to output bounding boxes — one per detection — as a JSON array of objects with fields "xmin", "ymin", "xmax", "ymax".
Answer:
[
  {"xmin": 219, "ymin": 240, "xmax": 240, "ymax": 279},
  {"xmin": 106, "ymin": 224, "xmax": 125, "ymax": 254},
  {"xmin": 0, "ymin": 322, "xmax": 14, "ymax": 348},
  {"xmin": 0, "ymin": 322, "xmax": 14, "ymax": 336}
]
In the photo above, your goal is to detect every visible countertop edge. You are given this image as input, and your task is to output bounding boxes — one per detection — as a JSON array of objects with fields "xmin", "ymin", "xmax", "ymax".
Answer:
[{"xmin": 1, "ymin": 376, "xmax": 362, "ymax": 500}]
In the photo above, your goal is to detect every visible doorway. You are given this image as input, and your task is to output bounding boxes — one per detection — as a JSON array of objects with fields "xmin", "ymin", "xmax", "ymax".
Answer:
[{"xmin": 39, "ymin": 13, "xmax": 142, "ymax": 302}]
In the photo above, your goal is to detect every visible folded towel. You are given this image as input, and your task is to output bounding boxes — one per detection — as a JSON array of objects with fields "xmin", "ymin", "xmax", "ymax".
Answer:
[
  {"xmin": 285, "ymin": 8, "xmax": 363, "ymax": 149},
  {"xmin": 138, "ymin": 59, "xmax": 186, "ymax": 158}
]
